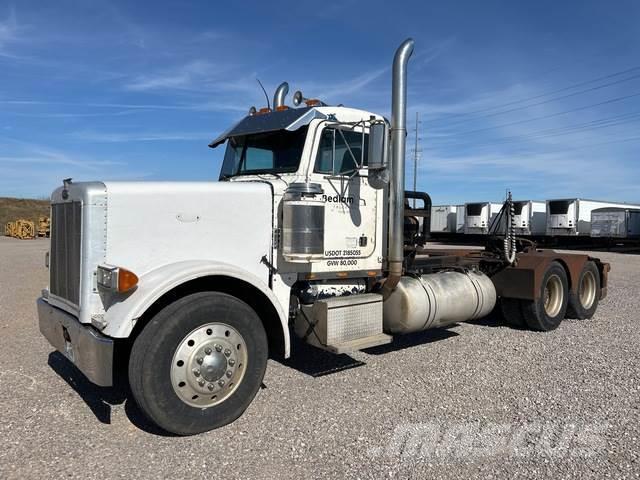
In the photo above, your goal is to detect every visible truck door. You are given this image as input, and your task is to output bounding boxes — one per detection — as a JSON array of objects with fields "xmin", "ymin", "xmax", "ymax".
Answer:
[{"xmin": 308, "ymin": 126, "xmax": 379, "ymax": 270}]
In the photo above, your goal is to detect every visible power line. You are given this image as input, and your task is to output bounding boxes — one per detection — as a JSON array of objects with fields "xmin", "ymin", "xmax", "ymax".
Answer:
[
  {"xmin": 423, "ymin": 136, "xmax": 640, "ymax": 171},
  {"xmin": 430, "ymin": 111, "xmax": 640, "ymax": 149},
  {"xmin": 438, "ymin": 65, "xmax": 640, "ymax": 123},
  {"xmin": 442, "ymin": 91, "xmax": 640, "ymax": 137},
  {"xmin": 437, "ymin": 72, "xmax": 640, "ymax": 129}
]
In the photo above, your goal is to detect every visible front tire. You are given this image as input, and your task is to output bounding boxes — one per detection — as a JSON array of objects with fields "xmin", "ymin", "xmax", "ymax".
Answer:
[
  {"xmin": 128, "ymin": 292, "xmax": 268, "ymax": 435},
  {"xmin": 522, "ymin": 261, "xmax": 569, "ymax": 331}
]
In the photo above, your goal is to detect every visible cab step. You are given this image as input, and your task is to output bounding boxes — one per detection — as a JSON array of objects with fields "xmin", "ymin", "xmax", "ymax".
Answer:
[{"xmin": 324, "ymin": 333, "xmax": 392, "ymax": 354}]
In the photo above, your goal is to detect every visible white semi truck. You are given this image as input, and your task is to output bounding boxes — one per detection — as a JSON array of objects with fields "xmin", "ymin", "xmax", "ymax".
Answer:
[{"xmin": 38, "ymin": 39, "xmax": 610, "ymax": 435}]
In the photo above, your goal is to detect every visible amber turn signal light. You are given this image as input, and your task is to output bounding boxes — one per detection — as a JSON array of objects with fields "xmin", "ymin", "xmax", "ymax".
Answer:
[{"xmin": 118, "ymin": 268, "xmax": 139, "ymax": 293}]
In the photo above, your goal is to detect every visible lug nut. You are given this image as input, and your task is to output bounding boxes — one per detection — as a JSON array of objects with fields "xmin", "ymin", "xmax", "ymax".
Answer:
[
  {"xmin": 228, "ymin": 359, "xmax": 235, "ymax": 367},
  {"xmin": 198, "ymin": 379, "xmax": 205, "ymax": 387},
  {"xmin": 196, "ymin": 357, "xmax": 203, "ymax": 365},
  {"xmin": 204, "ymin": 347, "xmax": 212, "ymax": 355},
  {"xmin": 226, "ymin": 370, "xmax": 232, "ymax": 378},
  {"xmin": 207, "ymin": 383, "xmax": 215, "ymax": 391},
  {"xmin": 218, "ymin": 379, "xmax": 225, "ymax": 387},
  {"xmin": 192, "ymin": 368, "xmax": 200, "ymax": 377},
  {"xmin": 215, "ymin": 344, "xmax": 223, "ymax": 352},
  {"xmin": 224, "ymin": 349, "xmax": 231, "ymax": 357}
]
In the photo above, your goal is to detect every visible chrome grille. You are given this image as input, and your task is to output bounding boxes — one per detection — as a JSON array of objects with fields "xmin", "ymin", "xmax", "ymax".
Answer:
[{"xmin": 50, "ymin": 202, "xmax": 82, "ymax": 305}]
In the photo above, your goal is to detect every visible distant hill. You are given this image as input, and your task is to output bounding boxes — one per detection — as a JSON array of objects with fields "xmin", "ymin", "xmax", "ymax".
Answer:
[{"xmin": 0, "ymin": 197, "xmax": 50, "ymax": 229}]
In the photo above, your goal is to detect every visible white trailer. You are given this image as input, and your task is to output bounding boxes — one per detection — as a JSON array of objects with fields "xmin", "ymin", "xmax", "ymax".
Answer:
[
  {"xmin": 546, "ymin": 199, "xmax": 640, "ymax": 236},
  {"xmin": 430, "ymin": 205, "xmax": 458, "ymax": 233},
  {"xmin": 591, "ymin": 207, "xmax": 640, "ymax": 239},
  {"xmin": 37, "ymin": 39, "xmax": 610, "ymax": 436},
  {"xmin": 464, "ymin": 202, "xmax": 503, "ymax": 234},
  {"xmin": 455, "ymin": 205, "xmax": 465, "ymax": 233},
  {"xmin": 512, "ymin": 200, "xmax": 546, "ymax": 236}
]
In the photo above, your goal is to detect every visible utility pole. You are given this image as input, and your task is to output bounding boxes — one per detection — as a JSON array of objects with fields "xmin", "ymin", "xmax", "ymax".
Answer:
[{"xmin": 411, "ymin": 112, "xmax": 422, "ymax": 208}]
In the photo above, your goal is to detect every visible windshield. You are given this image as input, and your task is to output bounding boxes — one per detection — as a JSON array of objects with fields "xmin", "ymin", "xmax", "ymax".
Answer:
[{"xmin": 219, "ymin": 127, "xmax": 308, "ymax": 179}]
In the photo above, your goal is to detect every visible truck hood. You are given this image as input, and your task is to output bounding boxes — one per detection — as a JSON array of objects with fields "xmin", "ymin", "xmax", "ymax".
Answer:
[{"xmin": 101, "ymin": 181, "xmax": 273, "ymax": 278}]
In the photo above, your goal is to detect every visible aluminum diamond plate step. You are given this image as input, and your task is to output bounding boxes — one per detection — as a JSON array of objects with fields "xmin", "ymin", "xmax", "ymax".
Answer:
[{"xmin": 324, "ymin": 333, "xmax": 392, "ymax": 354}]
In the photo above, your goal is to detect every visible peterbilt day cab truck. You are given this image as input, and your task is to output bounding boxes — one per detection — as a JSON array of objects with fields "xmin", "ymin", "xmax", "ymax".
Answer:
[{"xmin": 38, "ymin": 39, "xmax": 610, "ymax": 435}]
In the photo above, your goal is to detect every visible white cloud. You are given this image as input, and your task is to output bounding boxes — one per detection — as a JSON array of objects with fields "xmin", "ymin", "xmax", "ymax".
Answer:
[
  {"xmin": 69, "ymin": 131, "xmax": 214, "ymax": 143},
  {"xmin": 124, "ymin": 60, "xmax": 223, "ymax": 91},
  {"xmin": 0, "ymin": 7, "xmax": 20, "ymax": 57},
  {"xmin": 0, "ymin": 140, "xmax": 153, "ymax": 197}
]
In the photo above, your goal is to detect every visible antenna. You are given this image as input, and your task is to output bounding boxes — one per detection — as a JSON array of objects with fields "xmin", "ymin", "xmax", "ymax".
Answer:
[{"xmin": 256, "ymin": 78, "xmax": 271, "ymax": 110}]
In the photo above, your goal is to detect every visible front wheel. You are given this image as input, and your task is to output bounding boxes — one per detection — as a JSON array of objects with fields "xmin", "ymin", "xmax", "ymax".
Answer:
[{"xmin": 128, "ymin": 291, "xmax": 268, "ymax": 435}]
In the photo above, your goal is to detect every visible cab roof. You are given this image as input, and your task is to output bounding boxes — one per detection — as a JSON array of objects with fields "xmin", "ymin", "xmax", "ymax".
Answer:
[
  {"xmin": 208, "ymin": 105, "xmax": 383, "ymax": 149},
  {"xmin": 208, "ymin": 106, "xmax": 325, "ymax": 149}
]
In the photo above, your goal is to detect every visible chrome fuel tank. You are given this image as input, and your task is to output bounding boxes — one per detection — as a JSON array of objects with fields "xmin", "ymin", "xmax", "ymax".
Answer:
[{"xmin": 383, "ymin": 270, "xmax": 496, "ymax": 334}]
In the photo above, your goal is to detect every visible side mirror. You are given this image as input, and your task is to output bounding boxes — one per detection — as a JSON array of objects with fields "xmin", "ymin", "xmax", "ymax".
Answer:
[
  {"xmin": 367, "ymin": 122, "xmax": 388, "ymax": 169},
  {"xmin": 368, "ymin": 122, "xmax": 389, "ymax": 189}
]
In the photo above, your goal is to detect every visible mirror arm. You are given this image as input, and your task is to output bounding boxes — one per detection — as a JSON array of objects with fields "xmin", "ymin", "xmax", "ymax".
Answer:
[
  {"xmin": 361, "ymin": 125, "xmax": 365, "ymax": 168},
  {"xmin": 331, "ymin": 129, "xmax": 336, "ymax": 175},
  {"xmin": 336, "ymin": 128, "xmax": 360, "ymax": 171}
]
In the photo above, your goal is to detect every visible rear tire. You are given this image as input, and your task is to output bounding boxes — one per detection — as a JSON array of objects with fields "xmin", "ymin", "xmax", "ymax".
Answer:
[
  {"xmin": 566, "ymin": 261, "xmax": 600, "ymax": 319},
  {"xmin": 500, "ymin": 298, "xmax": 526, "ymax": 328},
  {"xmin": 522, "ymin": 261, "xmax": 568, "ymax": 331},
  {"xmin": 128, "ymin": 291, "xmax": 268, "ymax": 435}
]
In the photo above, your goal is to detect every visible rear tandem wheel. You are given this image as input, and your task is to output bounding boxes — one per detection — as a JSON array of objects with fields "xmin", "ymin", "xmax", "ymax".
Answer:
[{"xmin": 521, "ymin": 261, "xmax": 569, "ymax": 331}]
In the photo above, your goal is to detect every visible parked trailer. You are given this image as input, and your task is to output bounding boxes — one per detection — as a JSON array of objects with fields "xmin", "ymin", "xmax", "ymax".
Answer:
[
  {"xmin": 455, "ymin": 204, "xmax": 465, "ymax": 233},
  {"xmin": 430, "ymin": 205, "xmax": 458, "ymax": 233},
  {"xmin": 512, "ymin": 200, "xmax": 547, "ymax": 236},
  {"xmin": 464, "ymin": 202, "xmax": 503, "ymax": 234},
  {"xmin": 591, "ymin": 207, "xmax": 640, "ymax": 239},
  {"xmin": 37, "ymin": 39, "xmax": 610, "ymax": 436},
  {"xmin": 546, "ymin": 198, "xmax": 640, "ymax": 236}
]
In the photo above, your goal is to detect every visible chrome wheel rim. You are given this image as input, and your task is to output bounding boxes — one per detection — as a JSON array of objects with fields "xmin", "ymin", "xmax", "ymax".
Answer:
[
  {"xmin": 171, "ymin": 323, "xmax": 247, "ymax": 408},
  {"xmin": 579, "ymin": 271, "xmax": 597, "ymax": 310},
  {"xmin": 543, "ymin": 274, "xmax": 564, "ymax": 318}
]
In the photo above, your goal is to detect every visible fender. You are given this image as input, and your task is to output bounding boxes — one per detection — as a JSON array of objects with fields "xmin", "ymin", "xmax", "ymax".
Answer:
[
  {"xmin": 491, "ymin": 250, "xmax": 609, "ymax": 301},
  {"xmin": 101, "ymin": 260, "xmax": 291, "ymax": 357}
]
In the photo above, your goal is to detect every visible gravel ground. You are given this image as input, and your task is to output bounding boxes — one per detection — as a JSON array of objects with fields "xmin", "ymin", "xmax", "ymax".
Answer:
[{"xmin": 0, "ymin": 236, "xmax": 638, "ymax": 479}]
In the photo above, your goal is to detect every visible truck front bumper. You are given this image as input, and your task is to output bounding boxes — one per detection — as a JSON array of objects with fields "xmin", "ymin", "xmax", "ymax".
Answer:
[{"xmin": 37, "ymin": 298, "xmax": 114, "ymax": 386}]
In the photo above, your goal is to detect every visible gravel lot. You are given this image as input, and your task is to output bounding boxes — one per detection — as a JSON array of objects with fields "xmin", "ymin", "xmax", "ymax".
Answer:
[{"xmin": 0, "ymin": 236, "xmax": 638, "ymax": 479}]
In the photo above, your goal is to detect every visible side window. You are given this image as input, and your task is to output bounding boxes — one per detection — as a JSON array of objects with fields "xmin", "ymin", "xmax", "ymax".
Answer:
[{"xmin": 314, "ymin": 128, "xmax": 369, "ymax": 175}]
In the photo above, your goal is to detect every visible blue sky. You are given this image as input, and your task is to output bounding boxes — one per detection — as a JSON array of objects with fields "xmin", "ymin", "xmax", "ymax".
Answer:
[{"xmin": 1, "ymin": 0, "xmax": 639, "ymax": 204}]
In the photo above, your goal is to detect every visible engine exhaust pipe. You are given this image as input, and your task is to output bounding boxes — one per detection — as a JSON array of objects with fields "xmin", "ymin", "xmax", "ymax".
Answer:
[
  {"xmin": 273, "ymin": 82, "xmax": 289, "ymax": 109},
  {"xmin": 382, "ymin": 38, "xmax": 414, "ymax": 299}
]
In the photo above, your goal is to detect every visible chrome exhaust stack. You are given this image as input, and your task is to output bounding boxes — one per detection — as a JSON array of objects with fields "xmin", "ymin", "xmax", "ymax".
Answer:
[
  {"xmin": 382, "ymin": 38, "xmax": 414, "ymax": 298},
  {"xmin": 273, "ymin": 82, "xmax": 289, "ymax": 109}
]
